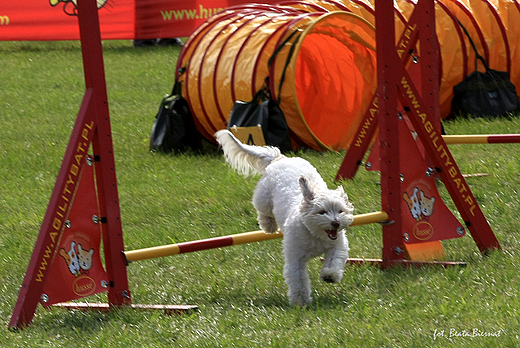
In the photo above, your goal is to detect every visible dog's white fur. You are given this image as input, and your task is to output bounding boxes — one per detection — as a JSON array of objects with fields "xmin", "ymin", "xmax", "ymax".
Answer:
[{"xmin": 215, "ymin": 130, "xmax": 354, "ymax": 306}]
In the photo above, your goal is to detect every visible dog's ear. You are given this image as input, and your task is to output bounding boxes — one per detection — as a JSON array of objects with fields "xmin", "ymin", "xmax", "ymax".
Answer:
[
  {"xmin": 337, "ymin": 186, "xmax": 354, "ymax": 214},
  {"xmin": 336, "ymin": 185, "xmax": 350, "ymax": 202},
  {"xmin": 299, "ymin": 175, "xmax": 315, "ymax": 202}
]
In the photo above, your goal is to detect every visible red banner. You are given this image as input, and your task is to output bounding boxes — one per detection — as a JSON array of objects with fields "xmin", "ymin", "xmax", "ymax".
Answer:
[
  {"xmin": 0, "ymin": 0, "xmax": 134, "ymax": 40},
  {"xmin": 0, "ymin": 0, "xmax": 280, "ymax": 41},
  {"xmin": 136, "ymin": 0, "xmax": 228, "ymax": 39}
]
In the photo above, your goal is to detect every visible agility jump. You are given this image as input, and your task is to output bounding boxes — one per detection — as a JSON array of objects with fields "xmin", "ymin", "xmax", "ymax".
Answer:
[{"xmin": 9, "ymin": 0, "xmax": 517, "ymax": 330}]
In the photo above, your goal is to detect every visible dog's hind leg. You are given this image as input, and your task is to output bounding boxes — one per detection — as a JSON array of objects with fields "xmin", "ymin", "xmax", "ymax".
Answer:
[
  {"xmin": 257, "ymin": 213, "xmax": 278, "ymax": 233},
  {"xmin": 252, "ymin": 183, "xmax": 279, "ymax": 233}
]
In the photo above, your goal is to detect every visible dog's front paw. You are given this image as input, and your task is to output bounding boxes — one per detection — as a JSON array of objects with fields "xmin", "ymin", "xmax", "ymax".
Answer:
[
  {"xmin": 320, "ymin": 268, "xmax": 343, "ymax": 283},
  {"xmin": 322, "ymin": 276, "xmax": 335, "ymax": 283}
]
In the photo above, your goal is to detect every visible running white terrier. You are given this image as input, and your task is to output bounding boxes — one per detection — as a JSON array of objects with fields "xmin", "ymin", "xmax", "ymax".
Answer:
[{"xmin": 215, "ymin": 130, "xmax": 354, "ymax": 306}]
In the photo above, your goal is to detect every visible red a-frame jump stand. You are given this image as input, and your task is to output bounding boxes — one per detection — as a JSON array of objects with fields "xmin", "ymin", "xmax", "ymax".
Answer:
[
  {"xmin": 9, "ymin": 0, "xmax": 195, "ymax": 330},
  {"xmin": 336, "ymin": 0, "xmax": 500, "ymax": 266}
]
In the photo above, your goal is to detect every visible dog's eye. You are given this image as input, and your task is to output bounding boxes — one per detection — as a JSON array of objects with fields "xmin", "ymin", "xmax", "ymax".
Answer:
[
  {"xmin": 338, "ymin": 210, "xmax": 344, "ymax": 214},
  {"xmin": 318, "ymin": 210, "xmax": 327, "ymax": 215}
]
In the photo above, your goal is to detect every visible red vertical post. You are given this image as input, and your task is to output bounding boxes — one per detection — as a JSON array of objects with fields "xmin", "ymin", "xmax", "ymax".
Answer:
[
  {"xmin": 375, "ymin": 0, "xmax": 405, "ymax": 266},
  {"xmin": 415, "ymin": 0, "xmax": 441, "ymax": 131},
  {"xmin": 76, "ymin": 0, "xmax": 131, "ymax": 308}
]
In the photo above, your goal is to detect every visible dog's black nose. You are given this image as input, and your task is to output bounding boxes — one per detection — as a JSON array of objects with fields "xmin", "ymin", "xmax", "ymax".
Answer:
[{"xmin": 331, "ymin": 220, "xmax": 340, "ymax": 229}]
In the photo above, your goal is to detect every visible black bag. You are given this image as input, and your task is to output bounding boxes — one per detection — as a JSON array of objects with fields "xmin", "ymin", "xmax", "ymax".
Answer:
[
  {"xmin": 450, "ymin": 23, "xmax": 519, "ymax": 118},
  {"xmin": 228, "ymin": 89, "xmax": 292, "ymax": 152},
  {"xmin": 227, "ymin": 30, "xmax": 302, "ymax": 153},
  {"xmin": 149, "ymin": 81, "xmax": 202, "ymax": 153}
]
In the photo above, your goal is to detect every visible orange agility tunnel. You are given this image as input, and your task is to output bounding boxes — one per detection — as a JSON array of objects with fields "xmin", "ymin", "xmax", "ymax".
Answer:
[
  {"xmin": 176, "ymin": 0, "xmax": 520, "ymax": 151},
  {"xmin": 176, "ymin": 7, "xmax": 378, "ymax": 150}
]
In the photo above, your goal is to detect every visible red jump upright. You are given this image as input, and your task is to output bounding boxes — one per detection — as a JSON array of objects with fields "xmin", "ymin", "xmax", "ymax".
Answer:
[
  {"xmin": 10, "ymin": 0, "xmax": 136, "ymax": 330},
  {"xmin": 336, "ymin": 0, "xmax": 501, "ymax": 266}
]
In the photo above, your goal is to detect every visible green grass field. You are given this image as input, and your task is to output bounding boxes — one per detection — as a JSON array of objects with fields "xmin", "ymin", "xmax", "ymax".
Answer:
[{"xmin": 1, "ymin": 40, "xmax": 519, "ymax": 347}]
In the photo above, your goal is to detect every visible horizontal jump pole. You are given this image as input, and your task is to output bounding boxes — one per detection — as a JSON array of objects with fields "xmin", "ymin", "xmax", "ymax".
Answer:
[
  {"xmin": 443, "ymin": 134, "xmax": 520, "ymax": 144},
  {"xmin": 124, "ymin": 211, "xmax": 389, "ymax": 262}
]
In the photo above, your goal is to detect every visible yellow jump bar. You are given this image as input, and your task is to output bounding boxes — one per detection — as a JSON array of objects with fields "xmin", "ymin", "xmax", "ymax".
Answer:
[
  {"xmin": 443, "ymin": 134, "xmax": 520, "ymax": 144},
  {"xmin": 124, "ymin": 211, "xmax": 389, "ymax": 262}
]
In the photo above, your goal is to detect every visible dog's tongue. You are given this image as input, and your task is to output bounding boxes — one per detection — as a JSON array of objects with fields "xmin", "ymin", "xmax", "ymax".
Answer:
[{"xmin": 326, "ymin": 229, "xmax": 338, "ymax": 240}]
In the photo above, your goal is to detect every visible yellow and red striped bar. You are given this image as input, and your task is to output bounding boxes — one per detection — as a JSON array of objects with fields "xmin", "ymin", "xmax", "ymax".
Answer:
[
  {"xmin": 124, "ymin": 211, "xmax": 389, "ymax": 262},
  {"xmin": 443, "ymin": 134, "xmax": 520, "ymax": 144}
]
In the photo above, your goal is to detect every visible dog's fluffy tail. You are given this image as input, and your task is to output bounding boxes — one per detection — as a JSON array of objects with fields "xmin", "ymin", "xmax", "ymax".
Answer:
[{"xmin": 215, "ymin": 129, "xmax": 284, "ymax": 176}]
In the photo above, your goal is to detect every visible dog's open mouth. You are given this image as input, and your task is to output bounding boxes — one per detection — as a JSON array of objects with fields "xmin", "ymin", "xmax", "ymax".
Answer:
[{"xmin": 325, "ymin": 229, "xmax": 338, "ymax": 240}]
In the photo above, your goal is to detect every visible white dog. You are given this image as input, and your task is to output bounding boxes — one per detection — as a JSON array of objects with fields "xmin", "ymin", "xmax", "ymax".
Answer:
[{"xmin": 215, "ymin": 130, "xmax": 354, "ymax": 306}]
